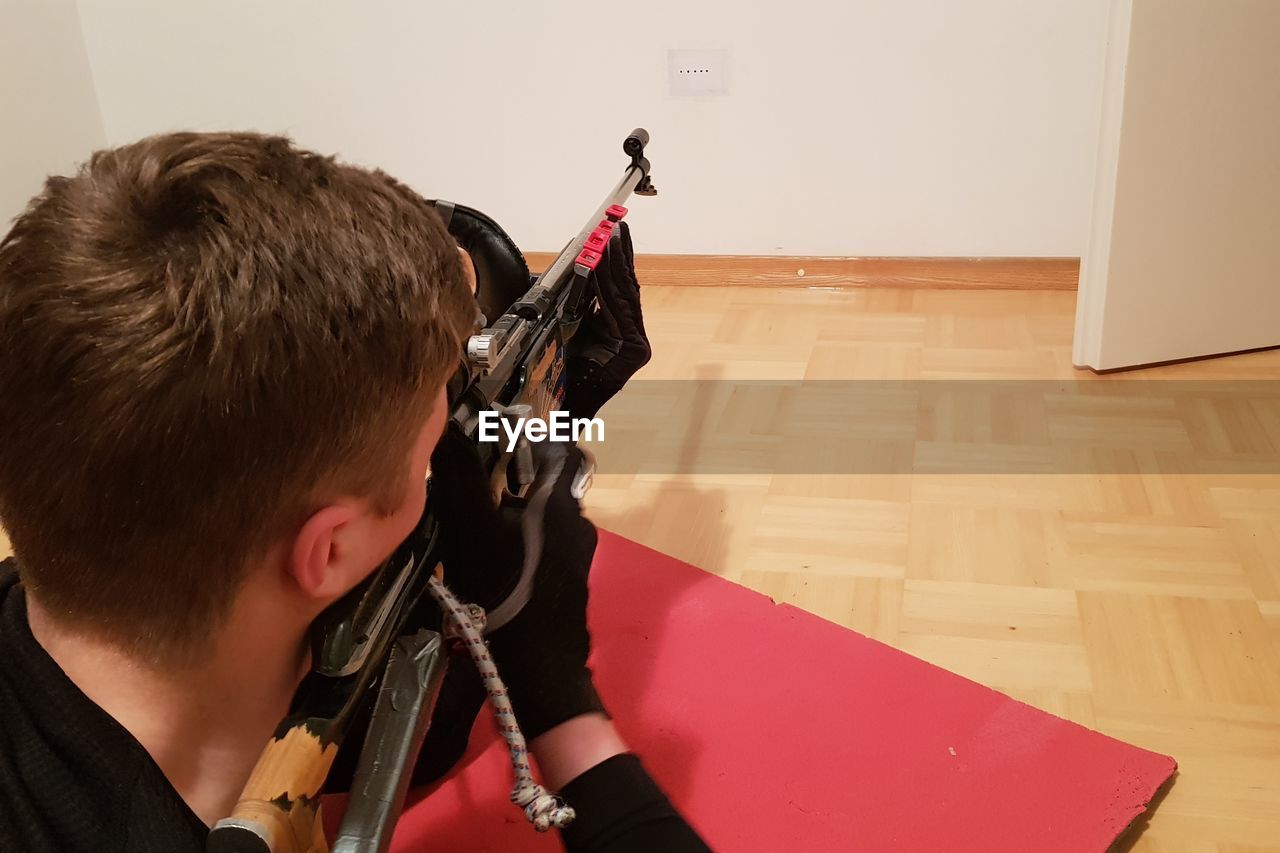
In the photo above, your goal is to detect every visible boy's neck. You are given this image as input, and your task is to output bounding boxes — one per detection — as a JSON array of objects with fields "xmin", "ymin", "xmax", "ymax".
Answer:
[{"xmin": 26, "ymin": 571, "xmax": 311, "ymax": 828}]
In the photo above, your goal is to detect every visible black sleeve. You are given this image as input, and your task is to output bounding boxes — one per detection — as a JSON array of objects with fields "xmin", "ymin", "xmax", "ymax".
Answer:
[{"xmin": 559, "ymin": 754, "xmax": 711, "ymax": 853}]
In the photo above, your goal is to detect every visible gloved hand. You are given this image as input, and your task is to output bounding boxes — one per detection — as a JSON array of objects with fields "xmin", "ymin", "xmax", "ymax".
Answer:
[
  {"xmin": 429, "ymin": 426, "xmax": 604, "ymax": 740},
  {"xmin": 562, "ymin": 221, "xmax": 651, "ymax": 420}
]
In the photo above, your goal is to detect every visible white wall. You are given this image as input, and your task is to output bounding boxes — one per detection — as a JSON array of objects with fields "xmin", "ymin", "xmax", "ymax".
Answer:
[
  {"xmin": 75, "ymin": 0, "xmax": 1110, "ymax": 257},
  {"xmin": 0, "ymin": 0, "xmax": 105, "ymax": 228},
  {"xmin": 1074, "ymin": 0, "xmax": 1280, "ymax": 369}
]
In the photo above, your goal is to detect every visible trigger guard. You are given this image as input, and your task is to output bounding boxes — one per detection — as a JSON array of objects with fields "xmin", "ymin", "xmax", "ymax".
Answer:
[{"xmin": 481, "ymin": 448, "xmax": 568, "ymax": 634}]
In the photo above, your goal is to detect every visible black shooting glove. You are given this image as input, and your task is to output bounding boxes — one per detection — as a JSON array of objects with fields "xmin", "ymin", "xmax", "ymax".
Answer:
[
  {"xmin": 562, "ymin": 221, "xmax": 651, "ymax": 420},
  {"xmin": 427, "ymin": 422, "xmax": 524, "ymax": 613},
  {"xmin": 429, "ymin": 427, "xmax": 604, "ymax": 741}
]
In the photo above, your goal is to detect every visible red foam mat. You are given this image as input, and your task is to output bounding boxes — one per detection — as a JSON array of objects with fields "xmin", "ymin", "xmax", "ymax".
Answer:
[{"xmin": 341, "ymin": 531, "xmax": 1176, "ymax": 851}]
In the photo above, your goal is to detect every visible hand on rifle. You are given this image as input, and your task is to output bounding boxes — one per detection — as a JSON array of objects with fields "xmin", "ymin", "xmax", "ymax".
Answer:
[
  {"xmin": 563, "ymin": 221, "xmax": 651, "ymax": 420},
  {"xmin": 429, "ymin": 429, "xmax": 605, "ymax": 740}
]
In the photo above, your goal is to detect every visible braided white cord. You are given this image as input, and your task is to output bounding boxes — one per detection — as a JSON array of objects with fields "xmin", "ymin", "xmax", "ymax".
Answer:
[{"xmin": 426, "ymin": 573, "xmax": 576, "ymax": 832}]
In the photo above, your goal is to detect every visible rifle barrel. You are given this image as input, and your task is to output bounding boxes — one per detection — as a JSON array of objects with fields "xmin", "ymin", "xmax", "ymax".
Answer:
[{"xmin": 530, "ymin": 160, "xmax": 648, "ymax": 297}]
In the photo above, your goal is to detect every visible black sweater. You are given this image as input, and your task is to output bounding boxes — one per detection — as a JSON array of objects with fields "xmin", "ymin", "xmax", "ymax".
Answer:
[{"xmin": 0, "ymin": 561, "xmax": 708, "ymax": 852}]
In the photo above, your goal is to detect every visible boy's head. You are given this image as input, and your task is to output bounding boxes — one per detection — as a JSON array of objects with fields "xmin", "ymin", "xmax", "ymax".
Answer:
[{"xmin": 0, "ymin": 132, "xmax": 475, "ymax": 662}]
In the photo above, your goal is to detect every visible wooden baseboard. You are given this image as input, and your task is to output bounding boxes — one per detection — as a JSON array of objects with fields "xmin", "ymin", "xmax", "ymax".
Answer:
[{"xmin": 523, "ymin": 253, "xmax": 1080, "ymax": 291}]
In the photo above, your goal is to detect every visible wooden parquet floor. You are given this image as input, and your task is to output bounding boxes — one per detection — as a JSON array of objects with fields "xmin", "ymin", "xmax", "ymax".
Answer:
[{"xmin": 582, "ymin": 286, "xmax": 1280, "ymax": 852}]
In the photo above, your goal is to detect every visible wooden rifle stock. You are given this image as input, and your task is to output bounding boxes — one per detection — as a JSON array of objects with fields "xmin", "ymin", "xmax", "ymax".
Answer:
[{"xmin": 208, "ymin": 718, "xmax": 337, "ymax": 853}]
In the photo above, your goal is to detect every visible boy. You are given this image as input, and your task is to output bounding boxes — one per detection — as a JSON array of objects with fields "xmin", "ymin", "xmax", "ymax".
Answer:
[{"xmin": 0, "ymin": 132, "xmax": 706, "ymax": 851}]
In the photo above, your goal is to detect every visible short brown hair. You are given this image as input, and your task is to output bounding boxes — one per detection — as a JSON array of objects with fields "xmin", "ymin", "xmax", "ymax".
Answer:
[{"xmin": 0, "ymin": 132, "xmax": 474, "ymax": 661}]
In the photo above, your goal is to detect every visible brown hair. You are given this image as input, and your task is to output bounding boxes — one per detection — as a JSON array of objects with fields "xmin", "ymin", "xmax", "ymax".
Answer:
[{"xmin": 0, "ymin": 132, "xmax": 474, "ymax": 661}]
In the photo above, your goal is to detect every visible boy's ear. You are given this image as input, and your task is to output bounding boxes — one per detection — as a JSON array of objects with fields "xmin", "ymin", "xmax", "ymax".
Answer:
[{"xmin": 290, "ymin": 503, "xmax": 364, "ymax": 600}]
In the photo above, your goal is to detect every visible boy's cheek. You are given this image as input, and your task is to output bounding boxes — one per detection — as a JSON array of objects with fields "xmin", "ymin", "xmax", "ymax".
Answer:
[{"xmin": 458, "ymin": 246, "xmax": 478, "ymax": 294}]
